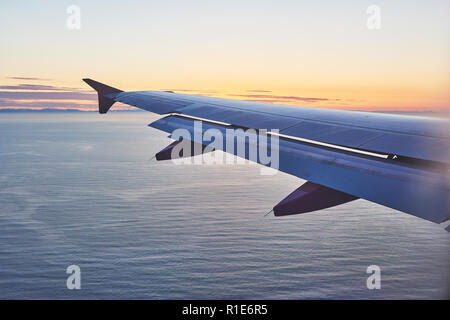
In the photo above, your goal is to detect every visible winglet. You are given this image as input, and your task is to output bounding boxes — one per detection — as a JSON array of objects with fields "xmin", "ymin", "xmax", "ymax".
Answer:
[{"xmin": 82, "ymin": 78, "xmax": 123, "ymax": 114}]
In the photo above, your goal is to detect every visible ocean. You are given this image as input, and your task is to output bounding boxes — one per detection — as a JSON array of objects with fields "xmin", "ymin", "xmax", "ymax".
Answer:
[{"xmin": 0, "ymin": 112, "xmax": 448, "ymax": 299}]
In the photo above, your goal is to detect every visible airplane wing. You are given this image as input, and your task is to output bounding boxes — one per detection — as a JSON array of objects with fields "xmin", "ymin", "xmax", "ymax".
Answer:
[{"xmin": 83, "ymin": 78, "xmax": 450, "ymax": 227}]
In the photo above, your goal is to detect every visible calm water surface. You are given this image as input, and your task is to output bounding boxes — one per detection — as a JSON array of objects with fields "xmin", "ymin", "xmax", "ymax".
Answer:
[{"xmin": 0, "ymin": 113, "xmax": 448, "ymax": 299}]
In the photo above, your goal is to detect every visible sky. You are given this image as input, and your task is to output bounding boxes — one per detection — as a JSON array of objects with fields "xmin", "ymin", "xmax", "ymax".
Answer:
[{"xmin": 0, "ymin": 0, "xmax": 449, "ymax": 112}]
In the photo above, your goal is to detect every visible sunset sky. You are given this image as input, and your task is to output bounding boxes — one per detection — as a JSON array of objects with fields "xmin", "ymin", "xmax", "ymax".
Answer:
[{"xmin": 1, "ymin": 0, "xmax": 449, "ymax": 112}]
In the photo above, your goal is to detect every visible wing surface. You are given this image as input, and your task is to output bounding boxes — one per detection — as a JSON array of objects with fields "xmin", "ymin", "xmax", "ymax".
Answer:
[{"xmin": 83, "ymin": 78, "xmax": 450, "ymax": 225}]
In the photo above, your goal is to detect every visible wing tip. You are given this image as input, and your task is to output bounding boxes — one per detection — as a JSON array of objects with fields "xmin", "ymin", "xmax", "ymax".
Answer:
[{"xmin": 82, "ymin": 78, "xmax": 123, "ymax": 114}]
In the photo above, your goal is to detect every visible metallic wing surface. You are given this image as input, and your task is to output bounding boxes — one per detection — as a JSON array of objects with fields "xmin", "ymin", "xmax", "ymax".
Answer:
[{"xmin": 83, "ymin": 78, "xmax": 450, "ymax": 227}]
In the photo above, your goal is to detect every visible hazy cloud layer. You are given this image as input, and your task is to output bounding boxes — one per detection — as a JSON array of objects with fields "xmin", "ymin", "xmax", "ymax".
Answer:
[
  {"xmin": 162, "ymin": 89, "xmax": 218, "ymax": 94},
  {"xmin": 0, "ymin": 91, "xmax": 96, "ymax": 100},
  {"xmin": 0, "ymin": 79, "xmax": 343, "ymax": 111},
  {"xmin": 0, "ymin": 99, "xmax": 96, "ymax": 109},
  {"xmin": 0, "ymin": 80, "xmax": 96, "ymax": 109},
  {"xmin": 0, "ymin": 84, "xmax": 87, "ymax": 91},
  {"xmin": 7, "ymin": 76, "xmax": 52, "ymax": 81},
  {"xmin": 228, "ymin": 94, "xmax": 340, "ymax": 103}
]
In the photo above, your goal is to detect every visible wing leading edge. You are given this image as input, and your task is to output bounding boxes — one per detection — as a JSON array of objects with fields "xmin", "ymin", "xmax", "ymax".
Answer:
[{"xmin": 83, "ymin": 78, "xmax": 450, "ymax": 227}]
